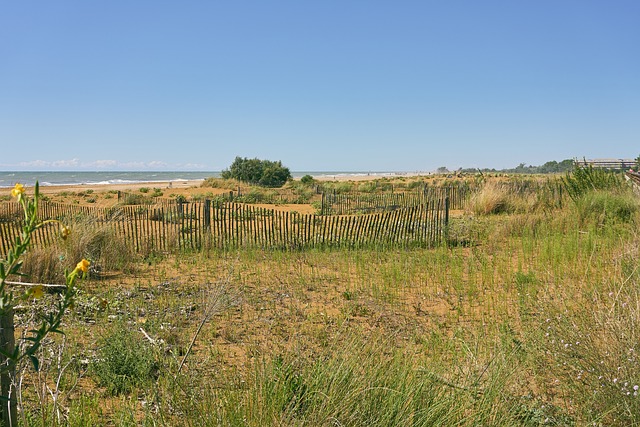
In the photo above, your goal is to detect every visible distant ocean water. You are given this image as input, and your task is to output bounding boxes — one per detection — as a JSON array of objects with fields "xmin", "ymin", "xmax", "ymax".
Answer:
[{"xmin": 0, "ymin": 171, "xmax": 400, "ymax": 188}]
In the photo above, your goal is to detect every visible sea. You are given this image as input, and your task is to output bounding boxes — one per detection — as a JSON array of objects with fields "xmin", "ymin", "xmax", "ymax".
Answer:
[{"xmin": 0, "ymin": 171, "xmax": 402, "ymax": 188}]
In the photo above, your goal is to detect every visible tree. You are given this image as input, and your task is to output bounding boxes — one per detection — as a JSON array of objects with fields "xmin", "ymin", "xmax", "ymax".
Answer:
[{"xmin": 221, "ymin": 156, "xmax": 292, "ymax": 188}]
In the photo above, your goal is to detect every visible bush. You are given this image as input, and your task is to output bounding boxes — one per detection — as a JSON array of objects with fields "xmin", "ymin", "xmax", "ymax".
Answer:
[
  {"xmin": 221, "ymin": 156, "xmax": 292, "ymax": 188},
  {"xmin": 119, "ymin": 193, "xmax": 152, "ymax": 205},
  {"xmin": 562, "ymin": 166, "xmax": 623, "ymax": 202},
  {"xmin": 300, "ymin": 175, "xmax": 315, "ymax": 185}
]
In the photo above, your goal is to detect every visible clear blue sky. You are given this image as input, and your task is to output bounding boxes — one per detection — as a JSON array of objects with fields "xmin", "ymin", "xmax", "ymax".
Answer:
[{"xmin": 1, "ymin": 1, "xmax": 638, "ymax": 171}]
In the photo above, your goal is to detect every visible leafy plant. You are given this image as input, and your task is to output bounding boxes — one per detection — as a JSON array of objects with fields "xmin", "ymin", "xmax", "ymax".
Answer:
[
  {"xmin": 300, "ymin": 175, "xmax": 314, "ymax": 185},
  {"xmin": 562, "ymin": 165, "xmax": 623, "ymax": 202},
  {"xmin": 91, "ymin": 323, "xmax": 158, "ymax": 395}
]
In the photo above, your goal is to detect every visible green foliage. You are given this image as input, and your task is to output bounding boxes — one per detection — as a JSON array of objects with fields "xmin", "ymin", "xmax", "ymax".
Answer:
[
  {"xmin": 221, "ymin": 156, "xmax": 292, "ymax": 188},
  {"xmin": 562, "ymin": 166, "xmax": 623, "ymax": 202},
  {"xmin": 236, "ymin": 188, "xmax": 274, "ymax": 204},
  {"xmin": 575, "ymin": 190, "xmax": 638, "ymax": 226},
  {"xmin": 91, "ymin": 323, "xmax": 158, "ymax": 395},
  {"xmin": 119, "ymin": 193, "xmax": 152, "ymax": 205},
  {"xmin": 460, "ymin": 159, "xmax": 575, "ymax": 175},
  {"xmin": 300, "ymin": 174, "xmax": 314, "ymax": 185}
]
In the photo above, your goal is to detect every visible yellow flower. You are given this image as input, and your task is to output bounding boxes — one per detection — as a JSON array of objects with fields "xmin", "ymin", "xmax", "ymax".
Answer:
[
  {"xmin": 76, "ymin": 259, "xmax": 90, "ymax": 273},
  {"xmin": 60, "ymin": 225, "xmax": 71, "ymax": 240},
  {"xmin": 11, "ymin": 183, "xmax": 24, "ymax": 198},
  {"xmin": 29, "ymin": 285, "xmax": 44, "ymax": 300}
]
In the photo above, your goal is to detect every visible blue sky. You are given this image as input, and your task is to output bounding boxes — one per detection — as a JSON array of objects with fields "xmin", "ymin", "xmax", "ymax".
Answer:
[{"xmin": 1, "ymin": 1, "xmax": 638, "ymax": 171}]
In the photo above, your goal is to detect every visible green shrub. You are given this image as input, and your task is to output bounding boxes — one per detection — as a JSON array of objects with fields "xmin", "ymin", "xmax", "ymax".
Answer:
[
  {"xmin": 562, "ymin": 166, "xmax": 623, "ymax": 202},
  {"xmin": 91, "ymin": 323, "xmax": 158, "ymax": 395},
  {"xmin": 357, "ymin": 181, "xmax": 377, "ymax": 193},
  {"xmin": 300, "ymin": 175, "xmax": 314, "ymax": 185},
  {"xmin": 238, "ymin": 189, "xmax": 274, "ymax": 204},
  {"xmin": 119, "ymin": 193, "xmax": 152, "ymax": 205},
  {"xmin": 139, "ymin": 187, "xmax": 150, "ymax": 193},
  {"xmin": 221, "ymin": 156, "xmax": 292, "ymax": 188}
]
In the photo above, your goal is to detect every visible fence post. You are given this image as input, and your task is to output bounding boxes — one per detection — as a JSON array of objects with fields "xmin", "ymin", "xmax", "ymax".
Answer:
[
  {"xmin": 203, "ymin": 199, "xmax": 211, "ymax": 229},
  {"xmin": 444, "ymin": 188, "xmax": 450, "ymax": 245}
]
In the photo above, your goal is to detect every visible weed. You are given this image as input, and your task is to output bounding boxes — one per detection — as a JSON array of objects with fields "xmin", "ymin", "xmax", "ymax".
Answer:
[{"xmin": 91, "ymin": 323, "xmax": 158, "ymax": 395}]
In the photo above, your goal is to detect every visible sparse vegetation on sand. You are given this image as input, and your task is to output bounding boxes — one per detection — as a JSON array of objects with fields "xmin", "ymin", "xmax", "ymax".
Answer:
[{"xmin": 3, "ymin": 170, "xmax": 640, "ymax": 426}]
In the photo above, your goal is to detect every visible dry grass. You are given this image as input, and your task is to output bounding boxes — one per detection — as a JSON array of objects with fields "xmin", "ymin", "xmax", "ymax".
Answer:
[{"xmin": 8, "ymin": 173, "xmax": 640, "ymax": 425}]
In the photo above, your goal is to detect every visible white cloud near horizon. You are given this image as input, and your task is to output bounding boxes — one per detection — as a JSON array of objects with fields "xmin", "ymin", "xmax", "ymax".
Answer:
[{"xmin": 1, "ymin": 159, "xmax": 209, "ymax": 171}]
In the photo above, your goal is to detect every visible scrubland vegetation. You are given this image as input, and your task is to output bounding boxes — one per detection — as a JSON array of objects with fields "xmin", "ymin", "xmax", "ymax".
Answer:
[{"xmin": 6, "ymin": 169, "xmax": 640, "ymax": 426}]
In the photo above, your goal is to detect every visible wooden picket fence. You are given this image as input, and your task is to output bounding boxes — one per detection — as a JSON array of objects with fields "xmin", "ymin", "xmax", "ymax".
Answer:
[
  {"xmin": 321, "ymin": 186, "xmax": 469, "ymax": 215},
  {"xmin": 0, "ymin": 198, "xmax": 448, "ymax": 257}
]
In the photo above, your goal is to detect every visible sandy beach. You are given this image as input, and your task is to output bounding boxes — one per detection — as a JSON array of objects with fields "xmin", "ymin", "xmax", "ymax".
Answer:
[
  {"xmin": 5, "ymin": 172, "xmax": 439, "ymax": 210},
  {"xmin": 36, "ymin": 179, "xmax": 205, "ymax": 194}
]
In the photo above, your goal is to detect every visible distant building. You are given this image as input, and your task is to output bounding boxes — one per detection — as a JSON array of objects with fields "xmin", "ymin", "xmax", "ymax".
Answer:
[{"xmin": 574, "ymin": 158, "xmax": 636, "ymax": 170}]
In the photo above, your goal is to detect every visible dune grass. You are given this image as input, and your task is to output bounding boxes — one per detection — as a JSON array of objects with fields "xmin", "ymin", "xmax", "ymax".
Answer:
[{"xmin": 9, "ymin": 174, "xmax": 640, "ymax": 426}]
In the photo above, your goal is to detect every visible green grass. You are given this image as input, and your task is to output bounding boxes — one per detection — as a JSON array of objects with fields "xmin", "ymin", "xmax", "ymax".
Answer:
[{"xmin": 8, "ymin": 176, "xmax": 640, "ymax": 425}]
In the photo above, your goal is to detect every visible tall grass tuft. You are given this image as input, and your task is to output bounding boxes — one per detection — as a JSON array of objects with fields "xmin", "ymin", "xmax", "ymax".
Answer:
[
  {"xmin": 469, "ymin": 181, "xmax": 512, "ymax": 215},
  {"xmin": 21, "ymin": 218, "xmax": 135, "ymax": 283}
]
